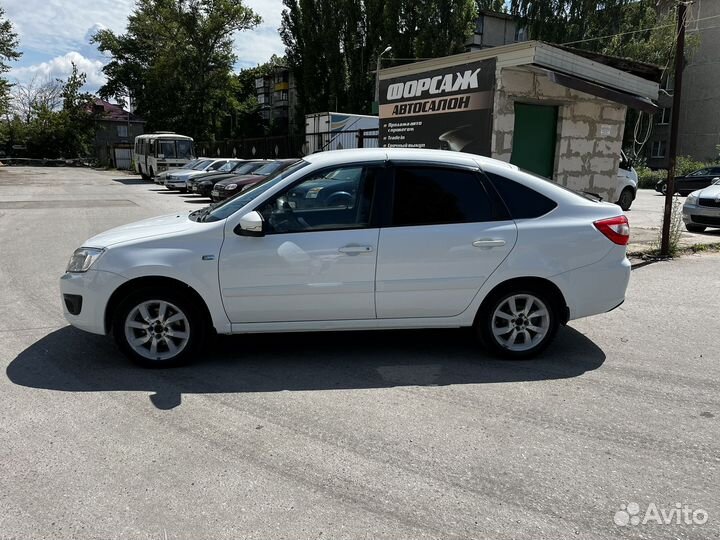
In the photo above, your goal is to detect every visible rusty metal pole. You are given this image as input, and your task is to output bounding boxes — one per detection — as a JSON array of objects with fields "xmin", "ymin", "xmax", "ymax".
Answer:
[{"xmin": 660, "ymin": 1, "xmax": 687, "ymax": 257}]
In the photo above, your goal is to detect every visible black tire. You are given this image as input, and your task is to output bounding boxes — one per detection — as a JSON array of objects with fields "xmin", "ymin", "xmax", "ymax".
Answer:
[
  {"xmin": 179, "ymin": 188, "xmax": 187, "ymax": 194},
  {"xmin": 660, "ymin": 183, "xmax": 668, "ymax": 195},
  {"xmin": 112, "ymin": 287, "xmax": 206, "ymax": 368},
  {"xmin": 617, "ymin": 187, "xmax": 634, "ymax": 211},
  {"xmin": 686, "ymin": 224, "xmax": 707, "ymax": 233},
  {"xmin": 140, "ymin": 172, "xmax": 150, "ymax": 181},
  {"xmin": 149, "ymin": 167, "xmax": 155, "ymax": 180},
  {"xmin": 476, "ymin": 286, "xmax": 560, "ymax": 360}
]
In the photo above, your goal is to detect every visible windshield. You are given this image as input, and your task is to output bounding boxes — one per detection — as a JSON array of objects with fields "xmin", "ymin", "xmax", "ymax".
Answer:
[
  {"xmin": 233, "ymin": 161, "xmax": 265, "ymax": 175},
  {"xmin": 159, "ymin": 141, "xmax": 177, "ymax": 158},
  {"xmin": 217, "ymin": 161, "xmax": 239, "ymax": 173},
  {"xmin": 198, "ymin": 160, "xmax": 309, "ymax": 222},
  {"xmin": 182, "ymin": 159, "xmax": 199, "ymax": 169},
  {"xmin": 192, "ymin": 160, "xmax": 212, "ymax": 170},
  {"xmin": 254, "ymin": 161, "xmax": 287, "ymax": 176},
  {"xmin": 177, "ymin": 140, "xmax": 193, "ymax": 159}
]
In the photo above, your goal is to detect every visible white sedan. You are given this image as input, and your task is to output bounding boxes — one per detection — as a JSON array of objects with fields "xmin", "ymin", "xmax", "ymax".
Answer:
[
  {"xmin": 60, "ymin": 148, "xmax": 631, "ymax": 367},
  {"xmin": 164, "ymin": 158, "xmax": 232, "ymax": 192},
  {"xmin": 682, "ymin": 178, "xmax": 720, "ymax": 232}
]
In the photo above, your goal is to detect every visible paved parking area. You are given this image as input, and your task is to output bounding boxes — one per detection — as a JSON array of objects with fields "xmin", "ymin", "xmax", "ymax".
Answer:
[
  {"xmin": 627, "ymin": 190, "xmax": 720, "ymax": 252},
  {"xmin": 1, "ymin": 167, "xmax": 718, "ymax": 539}
]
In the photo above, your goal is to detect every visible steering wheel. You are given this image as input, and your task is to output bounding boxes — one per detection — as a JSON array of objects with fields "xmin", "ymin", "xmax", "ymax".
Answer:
[{"xmin": 268, "ymin": 197, "xmax": 303, "ymax": 232}]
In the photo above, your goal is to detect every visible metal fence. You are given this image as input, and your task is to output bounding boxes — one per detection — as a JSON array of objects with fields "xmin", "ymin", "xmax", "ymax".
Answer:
[{"xmin": 195, "ymin": 129, "xmax": 380, "ymax": 160}]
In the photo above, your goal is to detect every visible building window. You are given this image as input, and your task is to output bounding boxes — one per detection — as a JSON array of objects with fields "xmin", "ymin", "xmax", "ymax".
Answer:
[
  {"xmin": 662, "ymin": 74, "xmax": 674, "ymax": 93},
  {"xmin": 658, "ymin": 107, "xmax": 671, "ymax": 125},
  {"xmin": 117, "ymin": 125, "xmax": 128, "ymax": 138},
  {"xmin": 515, "ymin": 26, "xmax": 527, "ymax": 42},
  {"xmin": 651, "ymin": 140, "xmax": 667, "ymax": 158}
]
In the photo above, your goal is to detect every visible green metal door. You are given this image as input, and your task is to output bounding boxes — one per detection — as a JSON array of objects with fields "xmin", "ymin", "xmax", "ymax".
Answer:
[{"xmin": 510, "ymin": 103, "xmax": 558, "ymax": 179}]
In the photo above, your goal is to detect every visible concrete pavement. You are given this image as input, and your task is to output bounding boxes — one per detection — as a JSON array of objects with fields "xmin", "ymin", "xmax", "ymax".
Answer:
[{"xmin": 0, "ymin": 167, "xmax": 718, "ymax": 539}]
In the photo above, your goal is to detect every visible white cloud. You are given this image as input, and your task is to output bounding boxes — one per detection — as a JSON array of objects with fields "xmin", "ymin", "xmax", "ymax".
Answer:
[
  {"xmin": 9, "ymin": 52, "xmax": 106, "ymax": 90},
  {"xmin": 4, "ymin": 0, "xmax": 134, "ymax": 58},
  {"xmin": 234, "ymin": 26, "xmax": 286, "ymax": 68}
]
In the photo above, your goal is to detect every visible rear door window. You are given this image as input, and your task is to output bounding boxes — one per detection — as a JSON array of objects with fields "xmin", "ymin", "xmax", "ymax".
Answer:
[{"xmin": 390, "ymin": 166, "xmax": 495, "ymax": 226}]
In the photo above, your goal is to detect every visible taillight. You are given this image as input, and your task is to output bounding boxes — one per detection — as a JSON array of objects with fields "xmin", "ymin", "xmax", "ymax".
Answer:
[{"xmin": 594, "ymin": 215, "xmax": 630, "ymax": 245}]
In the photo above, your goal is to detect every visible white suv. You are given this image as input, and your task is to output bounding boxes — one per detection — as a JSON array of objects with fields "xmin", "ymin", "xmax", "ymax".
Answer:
[{"xmin": 60, "ymin": 149, "xmax": 631, "ymax": 367}]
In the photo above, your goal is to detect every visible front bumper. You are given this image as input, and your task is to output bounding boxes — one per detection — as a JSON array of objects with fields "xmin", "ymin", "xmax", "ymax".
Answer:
[
  {"xmin": 59, "ymin": 270, "xmax": 128, "ymax": 335},
  {"xmin": 683, "ymin": 203, "xmax": 720, "ymax": 227},
  {"xmin": 166, "ymin": 179, "xmax": 188, "ymax": 189}
]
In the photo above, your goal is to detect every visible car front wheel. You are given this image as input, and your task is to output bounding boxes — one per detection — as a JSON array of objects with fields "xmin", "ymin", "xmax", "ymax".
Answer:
[
  {"xmin": 112, "ymin": 289, "xmax": 204, "ymax": 367},
  {"xmin": 477, "ymin": 288, "xmax": 560, "ymax": 359}
]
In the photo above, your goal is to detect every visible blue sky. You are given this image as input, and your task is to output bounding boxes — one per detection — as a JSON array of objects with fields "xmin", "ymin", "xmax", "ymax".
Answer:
[{"xmin": 4, "ymin": 0, "xmax": 286, "ymax": 92}]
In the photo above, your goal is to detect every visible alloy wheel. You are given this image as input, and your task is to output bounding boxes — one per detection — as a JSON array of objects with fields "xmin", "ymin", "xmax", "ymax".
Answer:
[
  {"xmin": 491, "ymin": 294, "xmax": 550, "ymax": 352},
  {"xmin": 124, "ymin": 300, "xmax": 190, "ymax": 361}
]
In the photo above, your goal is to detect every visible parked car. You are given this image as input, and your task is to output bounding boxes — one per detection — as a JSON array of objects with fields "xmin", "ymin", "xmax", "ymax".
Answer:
[
  {"xmin": 655, "ymin": 166, "xmax": 720, "ymax": 196},
  {"xmin": 211, "ymin": 159, "xmax": 299, "ymax": 202},
  {"xmin": 682, "ymin": 177, "xmax": 720, "ymax": 232},
  {"xmin": 189, "ymin": 160, "xmax": 267, "ymax": 198},
  {"xmin": 165, "ymin": 159, "xmax": 232, "ymax": 192},
  {"xmin": 154, "ymin": 158, "xmax": 203, "ymax": 185},
  {"xmin": 615, "ymin": 151, "xmax": 638, "ymax": 211},
  {"xmin": 60, "ymin": 148, "xmax": 631, "ymax": 367}
]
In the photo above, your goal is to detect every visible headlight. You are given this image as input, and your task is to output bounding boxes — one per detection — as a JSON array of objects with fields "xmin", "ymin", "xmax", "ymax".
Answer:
[
  {"xmin": 225, "ymin": 183, "xmax": 237, "ymax": 190},
  {"xmin": 686, "ymin": 193, "xmax": 699, "ymax": 205},
  {"xmin": 66, "ymin": 247, "xmax": 104, "ymax": 273}
]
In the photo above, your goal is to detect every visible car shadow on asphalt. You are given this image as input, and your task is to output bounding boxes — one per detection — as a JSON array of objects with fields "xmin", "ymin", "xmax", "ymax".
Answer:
[
  {"xmin": 111, "ymin": 177, "xmax": 148, "ymax": 185},
  {"xmin": 7, "ymin": 326, "xmax": 605, "ymax": 410}
]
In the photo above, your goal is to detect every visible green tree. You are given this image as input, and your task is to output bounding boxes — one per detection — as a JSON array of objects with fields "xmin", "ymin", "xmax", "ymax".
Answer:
[
  {"xmin": 280, "ymin": 0, "xmax": 477, "ymax": 118},
  {"xmin": 93, "ymin": 0, "xmax": 260, "ymax": 140},
  {"xmin": 0, "ymin": 7, "xmax": 21, "ymax": 117}
]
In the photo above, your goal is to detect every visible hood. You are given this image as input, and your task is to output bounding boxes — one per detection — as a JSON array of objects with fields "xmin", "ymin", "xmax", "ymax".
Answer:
[
  {"xmin": 215, "ymin": 174, "xmax": 262, "ymax": 187},
  {"xmin": 83, "ymin": 212, "xmax": 194, "ymax": 248},
  {"xmin": 199, "ymin": 173, "xmax": 235, "ymax": 184},
  {"xmin": 697, "ymin": 184, "xmax": 720, "ymax": 199}
]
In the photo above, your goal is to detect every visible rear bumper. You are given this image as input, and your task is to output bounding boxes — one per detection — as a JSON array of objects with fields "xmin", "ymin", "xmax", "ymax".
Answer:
[
  {"xmin": 59, "ymin": 270, "xmax": 128, "ymax": 335},
  {"xmin": 551, "ymin": 247, "xmax": 631, "ymax": 321}
]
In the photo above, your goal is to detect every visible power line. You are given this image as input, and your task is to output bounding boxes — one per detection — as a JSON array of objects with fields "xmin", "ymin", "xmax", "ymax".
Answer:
[{"xmin": 560, "ymin": 11, "xmax": 720, "ymax": 47}]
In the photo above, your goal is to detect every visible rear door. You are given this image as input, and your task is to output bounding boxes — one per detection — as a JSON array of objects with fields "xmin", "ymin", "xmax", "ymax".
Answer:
[{"xmin": 375, "ymin": 164, "xmax": 517, "ymax": 319}]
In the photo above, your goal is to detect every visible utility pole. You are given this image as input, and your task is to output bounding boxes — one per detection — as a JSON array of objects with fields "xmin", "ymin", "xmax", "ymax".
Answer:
[
  {"xmin": 660, "ymin": 0, "xmax": 688, "ymax": 257},
  {"xmin": 374, "ymin": 46, "xmax": 392, "ymax": 115}
]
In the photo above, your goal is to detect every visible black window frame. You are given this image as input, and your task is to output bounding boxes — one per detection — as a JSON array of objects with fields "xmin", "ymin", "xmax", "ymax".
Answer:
[
  {"xmin": 383, "ymin": 162, "xmax": 509, "ymax": 228},
  {"xmin": 252, "ymin": 161, "xmax": 389, "ymax": 235}
]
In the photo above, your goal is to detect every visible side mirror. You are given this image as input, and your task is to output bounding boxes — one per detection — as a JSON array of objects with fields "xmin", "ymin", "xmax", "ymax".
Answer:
[{"xmin": 234, "ymin": 211, "xmax": 265, "ymax": 237}]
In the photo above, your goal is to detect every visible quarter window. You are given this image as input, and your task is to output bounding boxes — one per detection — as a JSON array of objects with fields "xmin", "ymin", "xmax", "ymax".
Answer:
[
  {"xmin": 391, "ymin": 166, "xmax": 494, "ymax": 226},
  {"xmin": 485, "ymin": 172, "xmax": 557, "ymax": 219},
  {"xmin": 257, "ymin": 165, "xmax": 379, "ymax": 233}
]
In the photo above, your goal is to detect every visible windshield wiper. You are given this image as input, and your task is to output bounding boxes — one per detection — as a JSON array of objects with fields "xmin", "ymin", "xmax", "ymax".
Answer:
[{"xmin": 194, "ymin": 203, "xmax": 217, "ymax": 222}]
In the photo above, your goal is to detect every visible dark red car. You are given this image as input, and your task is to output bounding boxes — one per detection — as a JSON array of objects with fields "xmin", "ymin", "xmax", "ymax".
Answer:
[{"xmin": 210, "ymin": 159, "xmax": 300, "ymax": 202}]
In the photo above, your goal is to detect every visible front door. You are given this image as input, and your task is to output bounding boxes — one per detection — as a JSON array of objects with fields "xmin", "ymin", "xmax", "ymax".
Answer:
[
  {"xmin": 375, "ymin": 165, "xmax": 517, "ymax": 319},
  {"xmin": 219, "ymin": 164, "xmax": 383, "ymax": 323},
  {"xmin": 510, "ymin": 103, "xmax": 558, "ymax": 179}
]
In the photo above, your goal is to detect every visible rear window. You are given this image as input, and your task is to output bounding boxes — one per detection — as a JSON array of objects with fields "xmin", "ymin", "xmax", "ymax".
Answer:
[{"xmin": 485, "ymin": 172, "xmax": 557, "ymax": 219}]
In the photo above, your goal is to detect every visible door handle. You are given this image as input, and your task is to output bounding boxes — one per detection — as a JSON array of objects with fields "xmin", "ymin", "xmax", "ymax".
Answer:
[
  {"xmin": 472, "ymin": 239, "xmax": 506, "ymax": 249},
  {"xmin": 338, "ymin": 245, "xmax": 374, "ymax": 254}
]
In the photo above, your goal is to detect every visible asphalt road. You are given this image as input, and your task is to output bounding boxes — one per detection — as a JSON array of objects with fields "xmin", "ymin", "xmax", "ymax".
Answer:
[{"xmin": 1, "ymin": 167, "xmax": 718, "ymax": 539}]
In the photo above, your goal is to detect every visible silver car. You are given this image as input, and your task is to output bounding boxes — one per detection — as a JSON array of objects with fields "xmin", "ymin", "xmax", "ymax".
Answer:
[{"xmin": 683, "ymin": 177, "xmax": 720, "ymax": 232}]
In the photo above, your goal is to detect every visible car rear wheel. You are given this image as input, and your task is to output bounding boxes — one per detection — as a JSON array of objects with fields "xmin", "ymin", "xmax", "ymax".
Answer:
[
  {"xmin": 112, "ymin": 288, "xmax": 205, "ymax": 367},
  {"xmin": 617, "ymin": 188, "xmax": 634, "ymax": 211},
  {"xmin": 686, "ymin": 224, "xmax": 707, "ymax": 233},
  {"xmin": 477, "ymin": 288, "xmax": 560, "ymax": 359}
]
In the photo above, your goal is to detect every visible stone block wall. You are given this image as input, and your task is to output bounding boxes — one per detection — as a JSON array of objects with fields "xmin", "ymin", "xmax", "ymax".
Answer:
[{"xmin": 491, "ymin": 67, "xmax": 627, "ymax": 203}]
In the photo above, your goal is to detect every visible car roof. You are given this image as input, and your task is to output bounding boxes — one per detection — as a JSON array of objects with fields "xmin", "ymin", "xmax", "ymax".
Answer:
[{"xmin": 302, "ymin": 148, "xmax": 515, "ymax": 171}]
